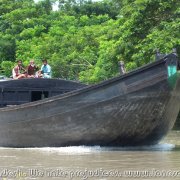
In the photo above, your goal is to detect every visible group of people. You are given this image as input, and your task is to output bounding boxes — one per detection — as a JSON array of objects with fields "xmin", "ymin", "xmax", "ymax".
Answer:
[{"xmin": 12, "ymin": 59, "xmax": 52, "ymax": 79}]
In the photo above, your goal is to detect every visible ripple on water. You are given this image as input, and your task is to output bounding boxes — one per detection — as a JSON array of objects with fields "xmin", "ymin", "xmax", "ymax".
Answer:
[
  {"xmin": 0, "ymin": 143, "xmax": 178, "ymax": 155},
  {"xmin": 0, "ymin": 143, "xmax": 174, "ymax": 154}
]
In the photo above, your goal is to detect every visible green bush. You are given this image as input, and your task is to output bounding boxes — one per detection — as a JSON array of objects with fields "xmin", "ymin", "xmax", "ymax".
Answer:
[{"xmin": 1, "ymin": 61, "xmax": 15, "ymax": 77}]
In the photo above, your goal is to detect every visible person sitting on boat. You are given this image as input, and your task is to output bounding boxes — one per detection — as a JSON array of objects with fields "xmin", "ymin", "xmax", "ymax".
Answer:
[
  {"xmin": 40, "ymin": 59, "xmax": 52, "ymax": 78},
  {"xmin": 12, "ymin": 60, "xmax": 27, "ymax": 79},
  {"xmin": 27, "ymin": 59, "xmax": 38, "ymax": 78}
]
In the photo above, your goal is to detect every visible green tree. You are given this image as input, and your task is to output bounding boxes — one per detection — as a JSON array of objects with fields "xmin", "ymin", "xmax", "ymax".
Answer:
[
  {"xmin": 0, "ymin": 34, "xmax": 16, "ymax": 62},
  {"xmin": 0, "ymin": 0, "xmax": 179, "ymax": 82},
  {"xmin": 0, "ymin": 61, "xmax": 14, "ymax": 77}
]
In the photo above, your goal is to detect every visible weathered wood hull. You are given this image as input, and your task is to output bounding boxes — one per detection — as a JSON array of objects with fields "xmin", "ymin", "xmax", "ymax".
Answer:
[{"xmin": 0, "ymin": 54, "xmax": 180, "ymax": 147}]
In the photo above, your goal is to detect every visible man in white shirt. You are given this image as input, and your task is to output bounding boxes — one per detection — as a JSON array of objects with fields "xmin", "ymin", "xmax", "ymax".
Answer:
[{"xmin": 40, "ymin": 59, "xmax": 52, "ymax": 78}]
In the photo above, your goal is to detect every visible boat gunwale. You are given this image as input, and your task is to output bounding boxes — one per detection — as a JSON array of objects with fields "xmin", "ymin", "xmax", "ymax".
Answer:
[{"xmin": 0, "ymin": 54, "xmax": 174, "ymax": 112}]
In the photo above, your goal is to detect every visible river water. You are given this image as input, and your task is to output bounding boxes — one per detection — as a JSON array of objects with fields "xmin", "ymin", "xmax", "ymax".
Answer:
[{"xmin": 0, "ymin": 131, "xmax": 180, "ymax": 180}]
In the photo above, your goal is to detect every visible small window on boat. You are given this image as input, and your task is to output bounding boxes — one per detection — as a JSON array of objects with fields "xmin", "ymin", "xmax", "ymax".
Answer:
[{"xmin": 31, "ymin": 91, "xmax": 49, "ymax": 102}]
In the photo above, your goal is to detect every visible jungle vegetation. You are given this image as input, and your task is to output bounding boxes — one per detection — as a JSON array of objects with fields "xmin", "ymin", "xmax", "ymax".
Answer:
[{"xmin": 0, "ymin": 0, "xmax": 179, "ymax": 83}]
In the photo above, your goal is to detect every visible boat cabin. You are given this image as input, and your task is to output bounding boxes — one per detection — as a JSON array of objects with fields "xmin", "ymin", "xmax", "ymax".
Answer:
[{"xmin": 0, "ymin": 78, "xmax": 86, "ymax": 108}]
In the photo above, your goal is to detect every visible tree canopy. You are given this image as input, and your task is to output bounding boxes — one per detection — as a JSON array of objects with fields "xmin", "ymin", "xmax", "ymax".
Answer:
[{"xmin": 0, "ymin": 0, "xmax": 179, "ymax": 83}]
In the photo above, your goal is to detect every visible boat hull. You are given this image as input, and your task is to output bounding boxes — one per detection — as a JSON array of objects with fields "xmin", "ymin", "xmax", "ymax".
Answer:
[{"xmin": 0, "ymin": 54, "xmax": 180, "ymax": 147}]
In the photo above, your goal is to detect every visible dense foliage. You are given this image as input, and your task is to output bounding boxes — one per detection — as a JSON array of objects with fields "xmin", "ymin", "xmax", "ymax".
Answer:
[{"xmin": 0, "ymin": 0, "xmax": 179, "ymax": 83}]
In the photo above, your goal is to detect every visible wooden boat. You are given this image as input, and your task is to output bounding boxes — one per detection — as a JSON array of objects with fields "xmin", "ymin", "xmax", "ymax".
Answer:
[{"xmin": 0, "ymin": 53, "xmax": 180, "ymax": 147}]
